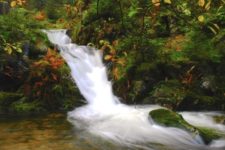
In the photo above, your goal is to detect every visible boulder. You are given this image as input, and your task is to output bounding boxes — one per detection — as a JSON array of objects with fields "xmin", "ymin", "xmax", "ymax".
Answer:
[
  {"xmin": 149, "ymin": 109, "xmax": 223, "ymax": 144},
  {"xmin": 149, "ymin": 109, "xmax": 197, "ymax": 133}
]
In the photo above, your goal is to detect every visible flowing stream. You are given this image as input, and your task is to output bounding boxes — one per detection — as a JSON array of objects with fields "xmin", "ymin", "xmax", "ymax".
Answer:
[{"xmin": 41, "ymin": 29, "xmax": 225, "ymax": 150}]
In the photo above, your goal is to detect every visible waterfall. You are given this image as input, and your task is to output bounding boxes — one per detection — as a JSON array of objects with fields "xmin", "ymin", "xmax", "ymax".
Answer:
[{"xmin": 44, "ymin": 29, "xmax": 225, "ymax": 150}]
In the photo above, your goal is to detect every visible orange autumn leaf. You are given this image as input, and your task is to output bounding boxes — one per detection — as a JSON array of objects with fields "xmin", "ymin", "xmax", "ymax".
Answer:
[
  {"xmin": 43, "ymin": 48, "xmax": 64, "ymax": 69},
  {"xmin": 35, "ymin": 11, "xmax": 46, "ymax": 21}
]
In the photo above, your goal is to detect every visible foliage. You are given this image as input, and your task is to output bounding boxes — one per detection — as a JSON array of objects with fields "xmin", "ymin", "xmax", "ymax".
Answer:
[
  {"xmin": 0, "ymin": 91, "xmax": 23, "ymax": 106},
  {"xmin": 0, "ymin": 0, "xmax": 83, "ymax": 114},
  {"xmin": 24, "ymin": 49, "xmax": 79, "ymax": 110},
  {"xmin": 183, "ymin": 30, "xmax": 222, "ymax": 62},
  {"xmin": 100, "ymin": 40, "xmax": 127, "ymax": 80},
  {"xmin": 1, "ymin": 0, "xmax": 225, "ymax": 114},
  {"xmin": 10, "ymin": 97, "xmax": 45, "ymax": 114},
  {"xmin": 0, "ymin": 7, "xmax": 47, "ymax": 45},
  {"xmin": 150, "ymin": 80, "xmax": 187, "ymax": 109},
  {"xmin": 0, "ymin": 36, "xmax": 22, "ymax": 54},
  {"xmin": 0, "ymin": 6, "xmax": 48, "ymax": 94},
  {"xmin": 0, "ymin": 91, "xmax": 23, "ymax": 113}
]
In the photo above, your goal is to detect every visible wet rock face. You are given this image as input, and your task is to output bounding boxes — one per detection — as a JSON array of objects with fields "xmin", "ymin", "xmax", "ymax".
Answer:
[{"xmin": 0, "ymin": 1, "xmax": 10, "ymax": 15}]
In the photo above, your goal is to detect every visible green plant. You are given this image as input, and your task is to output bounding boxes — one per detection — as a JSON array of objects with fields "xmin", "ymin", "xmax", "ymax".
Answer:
[
  {"xmin": 0, "ymin": 36, "xmax": 22, "ymax": 54},
  {"xmin": 24, "ymin": 49, "xmax": 79, "ymax": 110}
]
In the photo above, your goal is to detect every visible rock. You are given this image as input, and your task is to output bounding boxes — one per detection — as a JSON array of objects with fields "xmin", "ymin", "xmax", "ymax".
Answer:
[
  {"xmin": 149, "ymin": 109, "xmax": 223, "ymax": 144},
  {"xmin": 197, "ymin": 127, "xmax": 222, "ymax": 144},
  {"xmin": 149, "ymin": 109, "xmax": 197, "ymax": 133}
]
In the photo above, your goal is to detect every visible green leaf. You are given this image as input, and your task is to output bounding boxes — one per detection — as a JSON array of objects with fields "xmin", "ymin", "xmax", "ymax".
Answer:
[
  {"xmin": 128, "ymin": 8, "xmax": 138, "ymax": 18},
  {"xmin": 164, "ymin": 0, "xmax": 172, "ymax": 4},
  {"xmin": 4, "ymin": 45, "xmax": 13, "ymax": 55},
  {"xmin": 198, "ymin": 0, "xmax": 205, "ymax": 7},
  {"xmin": 16, "ymin": 47, "xmax": 22, "ymax": 53},
  {"xmin": 198, "ymin": 15, "xmax": 205, "ymax": 22}
]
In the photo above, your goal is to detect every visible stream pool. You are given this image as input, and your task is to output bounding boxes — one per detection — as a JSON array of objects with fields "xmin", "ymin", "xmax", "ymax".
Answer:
[
  {"xmin": 0, "ymin": 113, "xmax": 128, "ymax": 150},
  {"xmin": 0, "ymin": 112, "xmax": 224, "ymax": 150}
]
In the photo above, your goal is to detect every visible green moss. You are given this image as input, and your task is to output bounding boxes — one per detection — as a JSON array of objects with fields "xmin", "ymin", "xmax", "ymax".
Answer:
[
  {"xmin": 0, "ymin": 91, "xmax": 23, "ymax": 106},
  {"xmin": 149, "ymin": 109, "xmax": 223, "ymax": 144},
  {"xmin": 197, "ymin": 127, "xmax": 222, "ymax": 144},
  {"xmin": 10, "ymin": 97, "xmax": 45, "ymax": 114},
  {"xmin": 149, "ymin": 109, "xmax": 197, "ymax": 133}
]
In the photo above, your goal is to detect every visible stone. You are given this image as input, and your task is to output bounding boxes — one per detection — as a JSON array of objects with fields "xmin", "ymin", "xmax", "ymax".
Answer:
[{"xmin": 149, "ymin": 109, "xmax": 223, "ymax": 144}]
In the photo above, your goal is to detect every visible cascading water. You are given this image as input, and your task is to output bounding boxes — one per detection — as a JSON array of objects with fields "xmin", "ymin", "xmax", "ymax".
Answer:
[{"xmin": 43, "ymin": 29, "xmax": 225, "ymax": 150}]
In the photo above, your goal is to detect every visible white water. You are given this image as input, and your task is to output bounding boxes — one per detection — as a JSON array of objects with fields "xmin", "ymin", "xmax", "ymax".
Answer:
[{"xmin": 44, "ymin": 29, "xmax": 225, "ymax": 150}]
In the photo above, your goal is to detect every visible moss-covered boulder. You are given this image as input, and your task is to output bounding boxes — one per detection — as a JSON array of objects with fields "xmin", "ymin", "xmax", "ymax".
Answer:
[
  {"xmin": 149, "ymin": 109, "xmax": 197, "ymax": 132},
  {"xmin": 149, "ymin": 109, "xmax": 223, "ymax": 144}
]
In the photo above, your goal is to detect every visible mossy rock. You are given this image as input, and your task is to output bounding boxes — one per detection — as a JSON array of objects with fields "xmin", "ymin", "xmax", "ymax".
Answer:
[
  {"xmin": 197, "ymin": 127, "xmax": 223, "ymax": 144},
  {"xmin": 149, "ymin": 109, "xmax": 197, "ymax": 133},
  {"xmin": 149, "ymin": 109, "xmax": 223, "ymax": 144}
]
